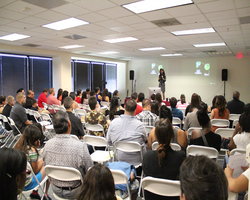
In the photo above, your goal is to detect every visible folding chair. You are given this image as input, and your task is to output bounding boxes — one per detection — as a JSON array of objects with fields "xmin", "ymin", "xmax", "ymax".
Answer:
[
  {"xmin": 229, "ymin": 114, "xmax": 240, "ymax": 121},
  {"xmin": 85, "ymin": 123, "xmax": 105, "ymax": 136},
  {"xmin": 40, "ymin": 113, "xmax": 52, "ymax": 124},
  {"xmin": 230, "ymin": 149, "xmax": 246, "ymax": 156},
  {"xmin": 82, "ymin": 135, "xmax": 113, "ymax": 163},
  {"xmin": 74, "ymin": 109, "xmax": 87, "ymax": 118},
  {"xmin": 42, "ymin": 102, "xmax": 48, "ymax": 110},
  {"xmin": 152, "ymin": 141, "xmax": 181, "ymax": 151},
  {"xmin": 232, "ymin": 119, "xmax": 239, "ymax": 128},
  {"xmin": 186, "ymin": 145, "xmax": 218, "ymax": 159},
  {"xmin": 187, "ymin": 127, "xmax": 202, "ymax": 137},
  {"xmin": 32, "ymin": 111, "xmax": 51, "ymax": 126},
  {"xmin": 141, "ymin": 176, "xmax": 181, "ymax": 199},
  {"xmin": 172, "ymin": 117, "xmax": 182, "ymax": 127},
  {"xmin": 8, "ymin": 117, "xmax": 22, "ymax": 134},
  {"xmin": 215, "ymin": 128, "xmax": 234, "ymax": 139},
  {"xmin": 100, "ymin": 101, "xmax": 110, "ymax": 107},
  {"xmin": 144, "ymin": 126, "xmax": 154, "ymax": 137},
  {"xmin": 211, "ymin": 119, "xmax": 230, "ymax": 128},
  {"xmin": 44, "ymin": 165, "xmax": 83, "ymax": 200}
]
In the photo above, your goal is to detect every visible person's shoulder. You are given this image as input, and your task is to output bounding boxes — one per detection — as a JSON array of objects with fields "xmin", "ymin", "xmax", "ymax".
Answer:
[{"xmin": 143, "ymin": 150, "xmax": 156, "ymax": 159}]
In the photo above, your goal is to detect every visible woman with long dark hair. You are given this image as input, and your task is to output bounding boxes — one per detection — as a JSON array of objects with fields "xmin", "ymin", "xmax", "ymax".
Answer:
[
  {"xmin": 61, "ymin": 90, "xmax": 69, "ymax": 105},
  {"xmin": 57, "ymin": 88, "xmax": 63, "ymax": 102},
  {"xmin": 158, "ymin": 69, "xmax": 166, "ymax": 99},
  {"xmin": 109, "ymin": 97, "xmax": 124, "ymax": 120}
]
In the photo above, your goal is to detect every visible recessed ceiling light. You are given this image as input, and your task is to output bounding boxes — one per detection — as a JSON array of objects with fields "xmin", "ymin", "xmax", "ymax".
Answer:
[
  {"xmin": 139, "ymin": 47, "xmax": 165, "ymax": 51},
  {"xmin": 161, "ymin": 53, "xmax": 183, "ymax": 56},
  {"xmin": 60, "ymin": 45, "xmax": 84, "ymax": 49},
  {"xmin": 43, "ymin": 18, "xmax": 89, "ymax": 30},
  {"xmin": 0, "ymin": 33, "xmax": 30, "ymax": 41},
  {"xmin": 99, "ymin": 51, "xmax": 119, "ymax": 55},
  {"xmin": 123, "ymin": 0, "xmax": 193, "ymax": 14},
  {"xmin": 172, "ymin": 28, "xmax": 215, "ymax": 36},
  {"xmin": 104, "ymin": 37, "xmax": 138, "ymax": 43},
  {"xmin": 193, "ymin": 43, "xmax": 226, "ymax": 47}
]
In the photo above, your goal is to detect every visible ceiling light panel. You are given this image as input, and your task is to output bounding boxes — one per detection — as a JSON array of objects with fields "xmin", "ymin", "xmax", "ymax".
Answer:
[
  {"xmin": 104, "ymin": 37, "xmax": 138, "ymax": 43},
  {"xmin": 161, "ymin": 53, "xmax": 183, "ymax": 56},
  {"xmin": 193, "ymin": 43, "xmax": 226, "ymax": 47},
  {"xmin": 42, "ymin": 18, "xmax": 89, "ymax": 30},
  {"xmin": 60, "ymin": 45, "xmax": 84, "ymax": 49},
  {"xmin": 139, "ymin": 47, "xmax": 165, "ymax": 51},
  {"xmin": 172, "ymin": 28, "xmax": 215, "ymax": 36},
  {"xmin": 123, "ymin": 0, "xmax": 193, "ymax": 14},
  {"xmin": 0, "ymin": 33, "xmax": 30, "ymax": 41}
]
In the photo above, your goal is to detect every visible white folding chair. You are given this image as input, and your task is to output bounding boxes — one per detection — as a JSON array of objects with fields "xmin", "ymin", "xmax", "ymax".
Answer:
[
  {"xmin": 187, "ymin": 127, "xmax": 202, "ymax": 136},
  {"xmin": 42, "ymin": 102, "xmax": 48, "ymax": 110},
  {"xmin": 82, "ymin": 135, "xmax": 113, "ymax": 163},
  {"xmin": 74, "ymin": 109, "xmax": 87, "ymax": 118},
  {"xmin": 141, "ymin": 176, "xmax": 181, "ymax": 199},
  {"xmin": 172, "ymin": 117, "xmax": 182, "ymax": 127},
  {"xmin": 40, "ymin": 113, "xmax": 52, "ymax": 124},
  {"xmin": 44, "ymin": 165, "xmax": 83, "ymax": 200},
  {"xmin": 211, "ymin": 119, "xmax": 229, "ymax": 128},
  {"xmin": 215, "ymin": 128, "xmax": 234, "ymax": 139},
  {"xmin": 8, "ymin": 133, "xmax": 22, "ymax": 148},
  {"xmin": 100, "ymin": 101, "xmax": 110, "ymax": 107},
  {"xmin": 111, "ymin": 169, "xmax": 131, "ymax": 200},
  {"xmin": 8, "ymin": 117, "xmax": 22, "ymax": 134},
  {"xmin": 144, "ymin": 126, "xmax": 154, "ymax": 137},
  {"xmin": 152, "ymin": 142, "xmax": 181, "ymax": 151},
  {"xmin": 32, "ymin": 111, "xmax": 51, "ymax": 126},
  {"xmin": 186, "ymin": 145, "xmax": 218, "ymax": 159},
  {"xmin": 229, "ymin": 114, "xmax": 240, "ymax": 121},
  {"xmin": 232, "ymin": 119, "xmax": 239, "ymax": 128},
  {"xmin": 85, "ymin": 123, "xmax": 105, "ymax": 136},
  {"xmin": 230, "ymin": 149, "xmax": 246, "ymax": 156}
]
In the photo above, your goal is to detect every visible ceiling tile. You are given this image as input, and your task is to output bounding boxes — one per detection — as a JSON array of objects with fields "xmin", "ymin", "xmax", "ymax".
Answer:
[
  {"xmin": 52, "ymin": 3, "xmax": 90, "ymax": 16},
  {"xmin": 177, "ymin": 14, "xmax": 207, "ymax": 24},
  {"xmin": 74, "ymin": 0, "xmax": 116, "ymax": 11},
  {"xmin": 197, "ymin": 0, "xmax": 235, "ymax": 13},
  {"xmin": 166, "ymin": 4, "xmax": 201, "ymax": 17},
  {"xmin": 0, "ymin": 17, "xmax": 13, "ymax": 25},
  {"xmin": 210, "ymin": 18, "xmax": 239, "ymax": 27},
  {"xmin": 234, "ymin": 0, "xmax": 250, "ymax": 9},
  {"xmin": 116, "ymin": 15, "xmax": 145, "ymax": 25},
  {"xmin": 35, "ymin": 10, "xmax": 68, "ymax": 21},
  {"xmin": 236, "ymin": 7, "xmax": 250, "ymax": 17},
  {"xmin": 98, "ymin": 6, "xmax": 133, "ymax": 18},
  {"xmin": 130, "ymin": 22, "xmax": 158, "ymax": 30},
  {"xmin": 205, "ymin": 10, "xmax": 237, "ymax": 20},
  {"xmin": 139, "ymin": 10, "xmax": 172, "ymax": 21},
  {"xmin": 0, "ymin": 9, "xmax": 27, "ymax": 20},
  {"xmin": 78, "ymin": 13, "xmax": 108, "ymax": 23}
]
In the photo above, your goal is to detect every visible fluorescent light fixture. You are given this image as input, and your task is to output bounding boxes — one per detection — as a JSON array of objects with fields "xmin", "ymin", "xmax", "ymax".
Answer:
[
  {"xmin": 161, "ymin": 53, "xmax": 183, "ymax": 56},
  {"xmin": 104, "ymin": 37, "xmax": 138, "ymax": 43},
  {"xmin": 172, "ymin": 28, "xmax": 215, "ymax": 36},
  {"xmin": 123, "ymin": 0, "xmax": 193, "ymax": 14},
  {"xmin": 99, "ymin": 51, "xmax": 119, "ymax": 55},
  {"xmin": 60, "ymin": 45, "xmax": 84, "ymax": 49},
  {"xmin": 139, "ymin": 47, "xmax": 165, "ymax": 51},
  {"xmin": 43, "ymin": 18, "xmax": 89, "ymax": 30},
  {"xmin": 193, "ymin": 43, "xmax": 226, "ymax": 47},
  {"xmin": 0, "ymin": 33, "xmax": 30, "ymax": 41}
]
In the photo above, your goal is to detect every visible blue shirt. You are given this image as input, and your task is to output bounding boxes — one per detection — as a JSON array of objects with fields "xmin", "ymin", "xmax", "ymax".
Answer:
[{"xmin": 171, "ymin": 107, "xmax": 183, "ymax": 120}]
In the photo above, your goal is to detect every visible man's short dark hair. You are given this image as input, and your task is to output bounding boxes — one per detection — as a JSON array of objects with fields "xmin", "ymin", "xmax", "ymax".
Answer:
[
  {"xmin": 180, "ymin": 156, "xmax": 228, "ymax": 200},
  {"xmin": 95, "ymin": 87, "xmax": 100, "ymax": 93},
  {"xmin": 170, "ymin": 97, "xmax": 177, "ymax": 108},
  {"xmin": 52, "ymin": 111, "xmax": 70, "ymax": 134},
  {"xmin": 89, "ymin": 96, "xmax": 97, "ymax": 110},
  {"xmin": 0, "ymin": 96, "xmax": 6, "ymax": 104},
  {"xmin": 138, "ymin": 93, "xmax": 145, "ymax": 102},
  {"xmin": 43, "ymin": 88, "xmax": 48, "ymax": 93},
  {"xmin": 131, "ymin": 92, "xmax": 138, "ymax": 100},
  {"xmin": 142, "ymin": 99, "xmax": 151, "ymax": 108},
  {"xmin": 86, "ymin": 88, "xmax": 90, "ymax": 92},
  {"xmin": 63, "ymin": 96, "xmax": 74, "ymax": 109},
  {"xmin": 125, "ymin": 99, "xmax": 137, "ymax": 113},
  {"xmin": 16, "ymin": 88, "xmax": 24, "ymax": 94}
]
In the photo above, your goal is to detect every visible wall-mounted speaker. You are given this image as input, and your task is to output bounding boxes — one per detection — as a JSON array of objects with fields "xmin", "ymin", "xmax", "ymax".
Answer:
[
  {"xmin": 129, "ymin": 70, "xmax": 134, "ymax": 80},
  {"xmin": 222, "ymin": 69, "xmax": 228, "ymax": 81}
]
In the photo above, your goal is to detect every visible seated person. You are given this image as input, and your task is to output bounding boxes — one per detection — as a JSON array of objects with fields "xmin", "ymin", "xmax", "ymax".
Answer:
[
  {"xmin": 180, "ymin": 155, "xmax": 228, "ymax": 200},
  {"xmin": 170, "ymin": 97, "xmax": 183, "ymax": 120},
  {"xmin": 0, "ymin": 148, "xmax": 27, "ymax": 200},
  {"xmin": 2, "ymin": 95, "xmax": 15, "ymax": 130},
  {"xmin": 190, "ymin": 104, "xmax": 221, "ymax": 151},
  {"xmin": 108, "ymin": 97, "xmax": 124, "ymax": 121},
  {"xmin": 143, "ymin": 119, "xmax": 185, "ymax": 200},
  {"xmin": 148, "ymin": 105, "xmax": 187, "ymax": 149}
]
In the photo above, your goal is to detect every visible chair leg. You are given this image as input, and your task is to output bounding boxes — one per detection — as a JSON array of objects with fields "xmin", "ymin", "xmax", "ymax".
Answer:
[{"xmin": 137, "ymin": 170, "xmax": 144, "ymax": 197}]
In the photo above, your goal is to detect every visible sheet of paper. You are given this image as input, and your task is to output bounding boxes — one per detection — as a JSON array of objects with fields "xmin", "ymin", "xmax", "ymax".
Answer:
[{"xmin": 228, "ymin": 154, "xmax": 249, "ymax": 178}]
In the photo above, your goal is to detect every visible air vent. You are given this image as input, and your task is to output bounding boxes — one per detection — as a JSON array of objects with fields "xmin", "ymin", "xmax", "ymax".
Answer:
[
  {"xmin": 22, "ymin": 0, "xmax": 68, "ymax": 9},
  {"xmin": 151, "ymin": 18, "xmax": 181, "ymax": 27},
  {"xmin": 22, "ymin": 43, "xmax": 40, "ymax": 47},
  {"xmin": 175, "ymin": 50, "xmax": 187, "ymax": 53},
  {"xmin": 64, "ymin": 34, "xmax": 87, "ymax": 40},
  {"xmin": 239, "ymin": 16, "xmax": 250, "ymax": 24}
]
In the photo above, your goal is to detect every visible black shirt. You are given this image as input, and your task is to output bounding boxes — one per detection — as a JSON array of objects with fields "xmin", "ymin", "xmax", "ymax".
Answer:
[
  {"xmin": 143, "ymin": 148, "xmax": 186, "ymax": 200},
  {"xmin": 190, "ymin": 131, "xmax": 221, "ymax": 151},
  {"xmin": 227, "ymin": 99, "xmax": 245, "ymax": 114},
  {"xmin": 24, "ymin": 97, "xmax": 35, "ymax": 109},
  {"xmin": 67, "ymin": 111, "xmax": 85, "ymax": 138},
  {"xmin": 2, "ymin": 104, "xmax": 12, "ymax": 130}
]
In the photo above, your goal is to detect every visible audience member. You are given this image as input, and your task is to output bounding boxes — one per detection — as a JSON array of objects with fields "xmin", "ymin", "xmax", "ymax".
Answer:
[
  {"xmin": 131, "ymin": 92, "xmax": 143, "ymax": 115},
  {"xmin": 16, "ymin": 88, "xmax": 25, "ymax": 94},
  {"xmin": 81, "ymin": 91, "xmax": 88, "ymax": 104},
  {"xmin": 64, "ymin": 97, "xmax": 85, "ymax": 139},
  {"xmin": 0, "ymin": 148, "xmax": 27, "ymax": 200},
  {"xmin": 2, "ymin": 95, "xmax": 15, "ymax": 130},
  {"xmin": 0, "ymin": 95, "xmax": 6, "ymax": 113},
  {"xmin": 113, "ymin": 90, "xmax": 119, "ymax": 98},
  {"xmin": 10, "ymin": 92, "xmax": 32, "ymax": 134},
  {"xmin": 102, "ymin": 88, "xmax": 110, "ymax": 102},
  {"xmin": 150, "ymin": 93, "xmax": 156, "ymax": 101},
  {"xmin": 136, "ymin": 99, "xmax": 158, "ymax": 126},
  {"xmin": 24, "ymin": 90, "xmax": 35, "ymax": 109},
  {"xmin": 180, "ymin": 155, "xmax": 228, "ymax": 200},
  {"xmin": 86, "ymin": 88, "xmax": 90, "ymax": 99},
  {"xmin": 69, "ymin": 92, "xmax": 76, "ymax": 100},
  {"xmin": 78, "ymin": 164, "xmax": 120, "ymax": 200},
  {"xmin": 190, "ymin": 104, "xmax": 221, "ymax": 151},
  {"xmin": 176, "ymin": 94, "xmax": 188, "ymax": 110},
  {"xmin": 227, "ymin": 91, "xmax": 245, "ymax": 114},
  {"xmin": 170, "ymin": 97, "xmax": 183, "ymax": 120},
  {"xmin": 143, "ymin": 119, "xmax": 185, "ymax": 200},
  {"xmin": 155, "ymin": 93, "xmax": 165, "ymax": 106},
  {"xmin": 75, "ymin": 89, "xmax": 82, "ymax": 104},
  {"xmin": 107, "ymin": 99, "xmax": 147, "ymax": 166},
  {"xmin": 42, "ymin": 111, "xmax": 93, "ymax": 199},
  {"xmin": 109, "ymin": 97, "xmax": 124, "ymax": 121},
  {"xmin": 185, "ymin": 93, "xmax": 201, "ymax": 116},
  {"xmin": 57, "ymin": 88, "xmax": 63, "ymax": 101},
  {"xmin": 137, "ymin": 92, "xmax": 145, "ymax": 107},
  {"xmin": 151, "ymin": 100, "xmax": 159, "ymax": 116},
  {"xmin": 47, "ymin": 88, "xmax": 61, "ymax": 106},
  {"xmin": 85, "ymin": 96, "xmax": 108, "ymax": 136},
  {"xmin": 89, "ymin": 90, "xmax": 95, "ymax": 97},
  {"xmin": 95, "ymin": 87, "xmax": 102, "ymax": 104},
  {"xmin": 148, "ymin": 105, "xmax": 187, "ymax": 149},
  {"xmin": 61, "ymin": 90, "xmax": 69, "ymax": 104},
  {"xmin": 37, "ymin": 89, "xmax": 48, "ymax": 108}
]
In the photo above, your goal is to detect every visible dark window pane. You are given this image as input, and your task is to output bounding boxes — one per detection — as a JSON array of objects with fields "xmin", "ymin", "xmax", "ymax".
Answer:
[
  {"xmin": 74, "ymin": 61, "xmax": 91, "ymax": 91},
  {"xmin": 106, "ymin": 64, "xmax": 117, "ymax": 92},
  {"xmin": 92, "ymin": 62, "xmax": 104, "ymax": 90}
]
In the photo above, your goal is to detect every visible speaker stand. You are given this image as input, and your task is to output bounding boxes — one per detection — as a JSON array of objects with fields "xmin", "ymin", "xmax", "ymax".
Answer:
[
  {"xmin": 223, "ymin": 81, "xmax": 226, "ymax": 97},
  {"xmin": 131, "ymin": 80, "xmax": 134, "ymax": 94}
]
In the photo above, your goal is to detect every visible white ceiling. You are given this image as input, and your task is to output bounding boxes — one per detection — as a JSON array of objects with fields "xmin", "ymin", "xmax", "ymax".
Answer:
[{"xmin": 0, "ymin": 0, "xmax": 250, "ymax": 59}]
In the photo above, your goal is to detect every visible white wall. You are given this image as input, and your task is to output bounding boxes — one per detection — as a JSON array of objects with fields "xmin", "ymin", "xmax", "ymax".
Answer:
[{"xmin": 127, "ymin": 56, "xmax": 250, "ymax": 104}]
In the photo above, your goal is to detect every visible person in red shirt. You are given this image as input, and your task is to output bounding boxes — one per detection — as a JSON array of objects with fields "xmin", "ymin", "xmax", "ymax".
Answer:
[
  {"xmin": 131, "ymin": 92, "xmax": 143, "ymax": 115},
  {"xmin": 75, "ymin": 89, "xmax": 82, "ymax": 104},
  {"xmin": 38, "ymin": 89, "xmax": 48, "ymax": 108}
]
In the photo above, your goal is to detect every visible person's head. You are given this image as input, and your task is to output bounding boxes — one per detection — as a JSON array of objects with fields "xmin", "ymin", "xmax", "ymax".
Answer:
[
  {"xmin": 86, "ymin": 88, "xmax": 90, "ymax": 94},
  {"xmin": 150, "ymin": 93, "xmax": 156, "ymax": 101},
  {"xmin": 0, "ymin": 148, "xmax": 27, "ymax": 200},
  {"xmin": 155, "ymin": 93, "xmax": 162, "ymax": 103},
  {"xmin": 159, "ymin": 105, "xmax": 172, "ymax": 122},
  {"xmin": 27, "ymin": 90, "xmax": 34, "ymax": 98},
  {"xmin": 180, "ymin": 94, "xmax": 186, "ymax": 104},
  {"xmin": 197, "ymin": 104, "xmax": 210, "ymax": 129},
  {"xmin": 159, "ymin": 68, "xmax": 165, "ymax": 76},
  {"xmin": 90, "ymin": 90, "xmax": 95, "ymax": 97},
  {"xmin": 78, "ymin": 164, "xmax": 116, "ymax": 200},
  {"xmin": 6, "ymin": 96, "xmax": 15, "ymax": 106},
  {"xmin": 179, "ymin": 155, "xmax": 228, "ymax": 200},
  {"xmin": 16, "ymin": 88, "xmax": 24, "ymax": 94},
  {"xmin": 89, "ymin": 96, "xmax": 98, "ymax": 110},
  {"xmin": 109, "ymin": 97, "xmax": 120, "ymax": 120},
  {"xmin": 62, "ymin": 90, "xmax": 69, "ymax": 103},
  {"xmin": 69, "ymin": 92, "xmax": 76, "ymax": 100},
  {"xmin": 52, "ymin": 111, "xmax": 71, "ymax": 134},
  {"xmin": 215, "ymin": 95, "xmax": 226, "ymax": 116},
  {"xmin": 102, "ymin": 89, "xmax": 109, "ymax": 99},
  {"xmin": 30, "ymin": 98, "xmax": 38, "ymax": 108},
  {"xmin": 57, "ymin": 88, "xmax": 63, "ymax": 99},
  {"xmin": 131, "ymin": 92, "xmax": 138, "ymax": 100},
  {"xmin": 95, "ymin": 87, "xmax": 100, "ymax": 94},
  {"xmin": 48, "ymin": 88, "xmax": 55, "ymax": 95},
  {"xmin": 211, "ymin": 95, "xmax": 218, "ymax": 109},
  {"xmin": 81, "ymin": 92, "xmax": 88, "ymax": 104},
  {"xmin": 151, "ymin": 100, "xmax": 159, "ymax": 116},
  {"xmin": 42, "ymin": 88, "xmax": 48, "ymax": 94},
  {"xmin": 170, "ymin": 97, "xmax": 177, "ymax": 108},
  {"xmin": 125, "ymin": 99, "xmax": 137, "ymax": 115},
  {"xmin": 239, "ymin": 112, "xmax": 250, "ymax": 132},
  {"xmin": 76, "ymin": 89, "xmax": 82, "ymax": 97},
  {"xmin": 190, "ymin": 93, "xmax": 201, "ymax": 109},
  {"xmin": 16, "ymin": 92, "xmax": 26, "ymax": 104},
  {"xmin": 113, "ymin": 90, "xmax": 119, "ymax": 97},
  {"xmin": 138, "ymin": 93, "xmax": 145, "ymax": 103},
  {"xmin": 63, "ymin": 96, "xmax": 74, "ymax": 111},
  {"xmin": 244, "ymin": 103, "xmax": 250, "ymax": 114},
  {"xmin": 233, "ymin": 91, "xmax": 240, "ymax": 100},
  {"xmin": 0, "ymin": 95, "xmax": 6, "ymax": 105},
  {"xmin": 142, "ymin": 99, "xmax": 151, "ymax": 110}
]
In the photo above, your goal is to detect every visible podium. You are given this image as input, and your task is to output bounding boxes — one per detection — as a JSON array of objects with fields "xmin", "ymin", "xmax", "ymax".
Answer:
[{"xmin": 148, "ymin": 87, "xmax": 161, "ymax": 98}]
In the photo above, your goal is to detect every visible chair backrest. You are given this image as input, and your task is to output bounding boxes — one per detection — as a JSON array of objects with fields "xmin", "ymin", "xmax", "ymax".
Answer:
[
  {"xmin": 7, "ymin": 117, "xmax": 22, "ymax": 134},
  {"xmin": 230, "ymin": 148, "xmax": 246, "ymax": 156},
  {"xmin": 215, "ymin": 128, "xmax": 234, "ymax": 139},
  {"xmin": 85, "ymin": 123, "xmax": 104, "ymax": 133},
  {"xmin": 83, "ymin": 135, "xmax": 108, "ymax": 147},
  {"xmin": 40, "ymin": 113, "xmax": 52, "ymax": 123},
  {"xmin": 232, "ymin": 119, "xmax": 239, "ymax": 128},
  {"xmin": 187, "ymin": 127, "xmax": 202, "ymax": 136},
  {"xmin": 0, "ymin": 114, "xmax": 9, "ymax": 123},
  {"xmin": 42, "ymin": 102, "xmax": 48, "ymax": 109},
  {"xmin": 211, "ymin": 119, "xmax": 229, "ymax": 128},
  {"xmin": 32, "ymin": 111, "xmax": 41, "ymax": 122},
  {"xmin": 144, "ymin": 126, "xmax": 154, "ymax": 136},
  {"xmin": 229, "ymin": 114, "xmax": 240, "ymax": 121},
  {"xmin": 142, "ymin": 176, "xmax": 181, "ymax": 197},
  {"xmin": 100, "ymin": 101, "xmax": 110, "ymax": 107},
  {"xmin": 186, "ymin": 145, "xmax": 218, "ymax": 159},
  {"xmin": 74, "ymin": 109, "xmax": 87, "ymax": 118},
  {"xmin": 172, "ymin": 117, "xmax": 182, "ymax": 126},
  {"xmin": 44, "ymin": 165, "xmax": 83, "ymax": 183},
  {"xmin": 152, "ymin": 142, "xmax": 181, "ymax": 151}
]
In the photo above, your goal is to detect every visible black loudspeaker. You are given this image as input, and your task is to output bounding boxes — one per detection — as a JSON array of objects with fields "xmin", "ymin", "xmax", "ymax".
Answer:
[
  {"xmin": 129, "ymin": 70, "xmax": 134, "ymax": 80},
  {"xmin": 222, "ymin": 69, "xmax": 228, "ymax": 81}
]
